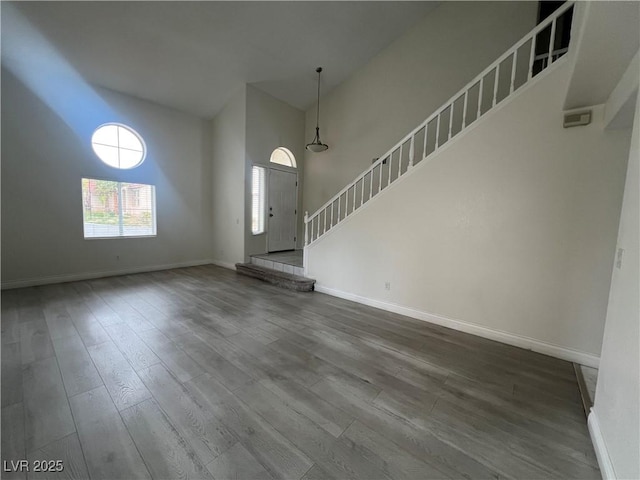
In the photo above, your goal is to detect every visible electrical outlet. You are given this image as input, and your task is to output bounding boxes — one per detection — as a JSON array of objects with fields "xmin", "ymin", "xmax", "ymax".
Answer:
[
  {"xmin": 384, "ymin": 282, "xmax": 391, "ymax": 291},
  {"xmin": 616, "ymin": 247, "xmax": 624, "ymax": 269}
]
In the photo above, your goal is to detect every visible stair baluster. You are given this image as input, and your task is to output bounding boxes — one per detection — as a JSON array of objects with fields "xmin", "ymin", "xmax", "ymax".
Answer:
[
  {"xmin": 527, "ymin": 35, "xmax": 537, "ymax": 81},
  {"xmin": 369, "ymin": 170, "xmax": 374, "ymax": 198},
  {"xmin": 510, "ymin": 50, "xmax": 518, "ymax": 94},
  {"xmin": 548, "ymin": 17, "xmax": 558, "ymax": 68},
  {"xmin": 492, "ymin": 64, "xmax": 500, "ymax": 107},
  {"xmin": 477, "ymin": 76, "xmax": 484, "ymax": 119},
  {"xmin": 409, "ymin": 136, "xmax": 415, "ymax": 169},
  {"xmin": 461, "ymin": 91, "xmax": 468, "ymax": 129}
]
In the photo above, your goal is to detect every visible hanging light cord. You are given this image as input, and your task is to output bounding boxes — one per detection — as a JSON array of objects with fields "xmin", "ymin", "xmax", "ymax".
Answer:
[
  {"xmin": 315, "ymin": 67, "xmax": 322, "ymax": 131},
  {"xmin": 306, "ymin": 66, "xmax": 328, "ymax": 152}
]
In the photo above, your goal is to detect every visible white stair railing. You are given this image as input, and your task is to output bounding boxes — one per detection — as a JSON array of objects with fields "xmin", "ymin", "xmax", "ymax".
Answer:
[{"xmin": 304, "ymin": 1, "xmax": 574, "ymax": 246}]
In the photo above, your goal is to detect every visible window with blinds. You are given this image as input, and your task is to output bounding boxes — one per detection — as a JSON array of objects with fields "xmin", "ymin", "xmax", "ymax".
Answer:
[
  {"xmin": 252, "ymin": 166, "xmax": 266, "ymax": 234},
  {"xmin": 81, "ymin": 178, "xmax": 156, "ymax": 238}
]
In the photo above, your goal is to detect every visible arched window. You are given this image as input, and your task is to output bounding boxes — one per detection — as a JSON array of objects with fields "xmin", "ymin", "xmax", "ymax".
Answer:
[
  {"xmin": 270, "ymin": 147, "xmax": 296, "ymax": 168},
  {"xmin": 91, "ymin": 123, "xmax": 146, "ymax": 169}
]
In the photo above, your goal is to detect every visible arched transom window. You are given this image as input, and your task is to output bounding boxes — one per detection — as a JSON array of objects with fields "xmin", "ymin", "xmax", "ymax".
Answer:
[{"xmin": 270, "ymin": 147, "xmax": 296, "ymax": 168}]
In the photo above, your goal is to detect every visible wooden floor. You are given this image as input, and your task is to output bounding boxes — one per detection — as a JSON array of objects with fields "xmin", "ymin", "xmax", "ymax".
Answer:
[{"xmin": 1, "ymin": 265, "xmax": 599, "ymax": 479}]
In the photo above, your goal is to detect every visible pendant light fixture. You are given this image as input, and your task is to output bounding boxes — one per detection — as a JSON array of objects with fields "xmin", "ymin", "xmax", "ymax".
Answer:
[{"xmin": 306, "ymin": 67, "xmax": 329, "ymax": 152}]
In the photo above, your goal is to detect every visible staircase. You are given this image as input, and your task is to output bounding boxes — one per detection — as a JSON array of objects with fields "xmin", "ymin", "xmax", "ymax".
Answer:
[{"xmin": 304, "ymin": 1, "xmax": 575, "ymax": 247}]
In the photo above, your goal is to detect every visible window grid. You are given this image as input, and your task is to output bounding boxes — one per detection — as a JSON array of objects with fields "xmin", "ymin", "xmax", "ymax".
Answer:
[{"xmin": 91, "ymin": 124, "xmax": 145, "ymax": 169}]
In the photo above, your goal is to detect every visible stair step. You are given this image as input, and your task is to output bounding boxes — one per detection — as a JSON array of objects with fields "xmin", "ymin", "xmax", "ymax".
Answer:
[{"xmin": 235, "ymin": 263, "xmax": 315, "ymax": 292}]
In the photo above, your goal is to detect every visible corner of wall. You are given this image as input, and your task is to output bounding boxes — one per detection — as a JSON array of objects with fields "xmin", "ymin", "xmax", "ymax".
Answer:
[
  {"xmin": 243, "ymin": 85, "xmax": 306, "ymax": 259},
  {"xmin": 588, "ymin": 409, "xmax": 617, "ymax": 479},
  {"xmin": 210, "ymin": 85, "xmax": 248, "ymax": 266},
  {"xmin": 604, "ymin": 49, "xmax": 640, "ymax": 129},
  {"xmin": 562, "ymin": 1, "xmax": 590, "ymax": 110},
  {"xmin": 591, "ymin": 85, "xmax": 640, "ymax": 480}
]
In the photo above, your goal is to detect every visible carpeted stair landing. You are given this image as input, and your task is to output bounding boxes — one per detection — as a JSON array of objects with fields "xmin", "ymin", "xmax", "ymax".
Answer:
[{"xmin": 235, "ymin": 263, "xmax": 315, "ymax": 292}]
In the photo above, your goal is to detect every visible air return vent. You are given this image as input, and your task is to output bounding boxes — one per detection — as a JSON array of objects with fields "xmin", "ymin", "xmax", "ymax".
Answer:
[{"xmin": 563, "ymin": 110, "xmax": 591, "ymax": 128}]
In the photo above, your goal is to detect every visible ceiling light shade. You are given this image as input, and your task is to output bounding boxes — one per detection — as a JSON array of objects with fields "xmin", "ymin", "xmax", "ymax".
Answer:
[
  {"xmin": 306, "ymin": 137, "xmax": 328, "ymax": 152},
  {"xmin": 306, "ymin": 67, "xmax": 329, "ymax": 153}
]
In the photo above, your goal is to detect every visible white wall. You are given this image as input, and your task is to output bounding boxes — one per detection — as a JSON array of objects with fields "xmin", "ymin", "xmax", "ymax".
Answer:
[
  {"xmin": 590, "ymin": 78, "xmax": 639, "ymax": 479},
  {"xmin": 306, "ymin": 60, "xmax": 631, "ymax": 364},
  {"xmin": 244, "ymin": 85, "xmax": 305, "ymax": 257},
  {"xmin": 211, "ymin": 87, "xmax": 247, "ymax": 268},
  {"xmin": 303, "ymin": 1, "xmax": 538, "ymax": 214},
  {"xmin": 604, "ymin": 50, "xmax": 639, "ymax": 130},
  {"xmin": 1, "ymin": 70, "xmax": 213, "ymax": 287},
  {"xmin": 564, "ymin": 1, "xmax": 639, "ymax": 111}
]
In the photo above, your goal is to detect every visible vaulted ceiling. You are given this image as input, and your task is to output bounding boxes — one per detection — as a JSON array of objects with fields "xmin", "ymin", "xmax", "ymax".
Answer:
[{"xmin": 4, "ymin": 1, "xmax": 440, "ymax": 118}]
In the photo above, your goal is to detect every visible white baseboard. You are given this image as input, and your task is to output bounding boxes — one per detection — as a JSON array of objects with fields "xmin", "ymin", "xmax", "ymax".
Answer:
[
  {"xmin": 314, "ymin": 284, "xmax": 600, "ymax": 368},
  {"xmin": 210, "ymin": 259, "xmax": 238, "ymax": 271},
  {"xmin": 1, "ymin": 259, "xmax": 214, "ymax": 290},
  {"xmin": 588, "ymin": 409, "xmax": 617, "ymax": 479}
]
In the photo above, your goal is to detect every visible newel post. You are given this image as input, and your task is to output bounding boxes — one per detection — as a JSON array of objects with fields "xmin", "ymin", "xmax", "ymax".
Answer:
[{"xmin": 304, "ymin": 212, "xmax": 309, "ymax": 246}]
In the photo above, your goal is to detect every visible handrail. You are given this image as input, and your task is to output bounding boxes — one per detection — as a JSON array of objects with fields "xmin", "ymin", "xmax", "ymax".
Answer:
[{"xmin": 305, "ymin": 1, "xmax": 575, "ymax": 246}]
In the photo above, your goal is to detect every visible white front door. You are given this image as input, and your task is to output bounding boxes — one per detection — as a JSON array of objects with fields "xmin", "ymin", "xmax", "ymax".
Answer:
[{"xmin": 268, "ymin": 169, "xmax": 297, "ymax": 252}]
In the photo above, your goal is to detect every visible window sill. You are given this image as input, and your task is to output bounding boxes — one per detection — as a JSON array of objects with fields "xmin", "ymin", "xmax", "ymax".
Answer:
[{"xmin": 83, "ymin": 235, "xmax": 157, "ymax": 240}]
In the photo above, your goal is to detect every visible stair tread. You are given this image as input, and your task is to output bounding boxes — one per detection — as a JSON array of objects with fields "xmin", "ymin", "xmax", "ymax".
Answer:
[{"xmin": 235, "ymin": 263, "xmax": 315, "ymax": 292}]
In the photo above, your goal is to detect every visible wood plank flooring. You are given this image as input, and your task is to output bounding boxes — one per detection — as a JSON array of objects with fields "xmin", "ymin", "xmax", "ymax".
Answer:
[{"xmin": 1, "ymin": 265, "xmax": 599, "ymax": 479}]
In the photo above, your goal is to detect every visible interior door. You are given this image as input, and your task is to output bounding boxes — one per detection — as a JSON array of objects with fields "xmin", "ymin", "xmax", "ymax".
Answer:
[{"xmin": 268, "ymin": 169, "xmax": 297, "ymax": 252}]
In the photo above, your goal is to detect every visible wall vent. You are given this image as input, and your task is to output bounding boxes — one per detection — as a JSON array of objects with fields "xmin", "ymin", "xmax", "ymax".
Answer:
[{"xmin": 563, "ymin": 110, "xmax": 591, "ymax": 128}]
